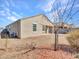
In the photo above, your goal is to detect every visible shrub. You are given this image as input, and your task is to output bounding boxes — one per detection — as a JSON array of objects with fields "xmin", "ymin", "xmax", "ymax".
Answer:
[{"xmin": 67, "ymin": 30, "xmax": 79, "ymax": 49}]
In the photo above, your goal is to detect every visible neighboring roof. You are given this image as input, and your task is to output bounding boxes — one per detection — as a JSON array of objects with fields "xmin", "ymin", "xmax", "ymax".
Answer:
[{"xmin": 6, "ymin": 14, "xmax": 54, "ymax": 27}]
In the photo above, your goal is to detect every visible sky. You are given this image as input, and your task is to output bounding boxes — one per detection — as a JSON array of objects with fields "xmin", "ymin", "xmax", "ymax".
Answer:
[{"xmin": 0, "ymin": 0, "xmax": 79, "ymax": 27}]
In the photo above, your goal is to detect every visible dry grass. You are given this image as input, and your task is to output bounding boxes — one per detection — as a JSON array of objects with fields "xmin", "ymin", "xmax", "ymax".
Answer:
[
  {"xmin": 67, "ymin": 30, "xmax": 79, "ymax": 48},
  {"xmin": 68, "ymin": 30, "xmax": 79, "ymax": 40}
]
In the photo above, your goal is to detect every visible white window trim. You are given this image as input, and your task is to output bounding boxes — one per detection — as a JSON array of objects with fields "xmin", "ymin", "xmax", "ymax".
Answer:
[{"xmin": 32, "ymin": 22, "xmax": 37, "ymax": 32}]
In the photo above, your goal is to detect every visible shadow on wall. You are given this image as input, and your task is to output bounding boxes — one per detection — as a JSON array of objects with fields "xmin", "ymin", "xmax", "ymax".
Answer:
[{"xmin": 1, "ymin": 29, "xmax": 18, "ymax": 39}]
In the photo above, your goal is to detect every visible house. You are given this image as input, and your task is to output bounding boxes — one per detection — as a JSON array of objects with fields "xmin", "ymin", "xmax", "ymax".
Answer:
[
  {"xmin": 2, "ymin": 14, "xmax": 54, "ymax": 39},
  {"xmin": 57, "ymin": 22, "xmax": 72, "ymax": 34},
  {"xmin": 1, "ymin": 14, "xmax": 72, "ymax": 39}
]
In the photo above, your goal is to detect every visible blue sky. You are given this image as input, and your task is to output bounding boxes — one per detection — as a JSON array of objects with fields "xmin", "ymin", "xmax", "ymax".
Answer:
[{"xmin": 0, "ymin": 0, "xmax": 79, "ymax": 27}]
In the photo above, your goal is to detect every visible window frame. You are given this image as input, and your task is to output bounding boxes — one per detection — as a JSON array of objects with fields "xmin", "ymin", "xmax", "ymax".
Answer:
[{"xmin": 32, "ymin": 23, "xmax": 37, "ymax": 31}]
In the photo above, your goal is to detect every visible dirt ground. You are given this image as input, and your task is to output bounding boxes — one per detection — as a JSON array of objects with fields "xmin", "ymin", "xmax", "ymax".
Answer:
[{"xmin": 0, "ymin": 34, "xmax": 77, "ymax": 59}]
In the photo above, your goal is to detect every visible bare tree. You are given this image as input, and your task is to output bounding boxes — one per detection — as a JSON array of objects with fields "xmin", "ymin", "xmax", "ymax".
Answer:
[{"xmin": 50, "ymin": 0, "xmax": 78, "ymax": 51}]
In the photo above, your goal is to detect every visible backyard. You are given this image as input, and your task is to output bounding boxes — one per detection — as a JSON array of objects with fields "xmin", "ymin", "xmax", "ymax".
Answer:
[{"xmin": 0, "ymin": 34, "xmax": 78, "ymax": 59}]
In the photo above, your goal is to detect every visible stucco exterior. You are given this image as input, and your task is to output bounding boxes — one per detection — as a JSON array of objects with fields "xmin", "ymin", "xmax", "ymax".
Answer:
[
  {"xmin": 6, "ymin": 20, "xmax": 21, "ymax": 38},
  {"xmin": 5, "ymin": 14, "xmax": 54, "ymax": 39}
]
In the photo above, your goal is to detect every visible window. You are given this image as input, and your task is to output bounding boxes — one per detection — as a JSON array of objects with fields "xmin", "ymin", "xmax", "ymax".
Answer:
[
  {"xmin": 33, "ymin": 24, "xmax": 37, "ymax": 31},
  {"xmin": 42, "ymin": 25, "xmax": 47, "ymax": 33}
]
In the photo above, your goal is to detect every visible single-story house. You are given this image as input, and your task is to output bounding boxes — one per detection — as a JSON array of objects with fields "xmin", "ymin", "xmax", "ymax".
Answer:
[
  {"xmin": 2, "ymin": 14, "xmax": 54, "ymax": 39},
  {"xmin": 1, "ymin": 14, "xmax": 72, "ymax": 39}
]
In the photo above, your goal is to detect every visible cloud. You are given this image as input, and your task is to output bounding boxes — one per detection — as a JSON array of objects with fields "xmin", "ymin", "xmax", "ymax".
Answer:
[
  {"xmin": 0, "ymin": 11, "xmax": 6, "ymax": 16},
  {"xmin": 59, "ymin": 0, "xmax": 69, "ymax": 4},
  {"xmin": 7, "ymin": 16, "xmax": 17, "ymax": 21},
  {"xmin": 5, "ymin": 0, "xmax": 10, "ymax": 7},
  {"xmin": 0, "ymin": 7, "xmax": 20, "ymax": 21},
  {"xmin": 6, "ymin": 11, "xmax": 21, "ymax": 21},
  {"xmin": 0, "ymin": 0, "xmax": 21, "ymax": 21},
  {"xmin": 46, "ymin": 12, "xmax": 60, "ymax": 23},
  {"xmin": 7, "ymin": 0, "xmax": 15, "ymax": 7},
  {"xmin": 46, "ymin": 3, "xmax": 79, "ymax": 24},
  {"xmin": 75, "ymin": 4, "xmax": 79, "ymax": 8},
  {"xmin": 12, "ymin": 12, "xmax": 21, "ymax": 18},
  {"xmin": 41, "ymin": 0, "xmax": 55, "ymax": 12},
  {"xmin": 40, "ymin": 0, "xmax": 70, "ymax": 13}
]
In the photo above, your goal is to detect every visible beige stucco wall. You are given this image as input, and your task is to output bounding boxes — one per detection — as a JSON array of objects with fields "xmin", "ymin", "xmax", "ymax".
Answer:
[
  {"xmin": 6, "ymin": 20, "xmax": 21, "ymax": 38},
  {"xmin": 20, "ymin": 14, "xmax": 54, "ymax": 38},
  {"xmin": 5, "ymin": 14, "xmax": 54, "ymax": 39}
]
